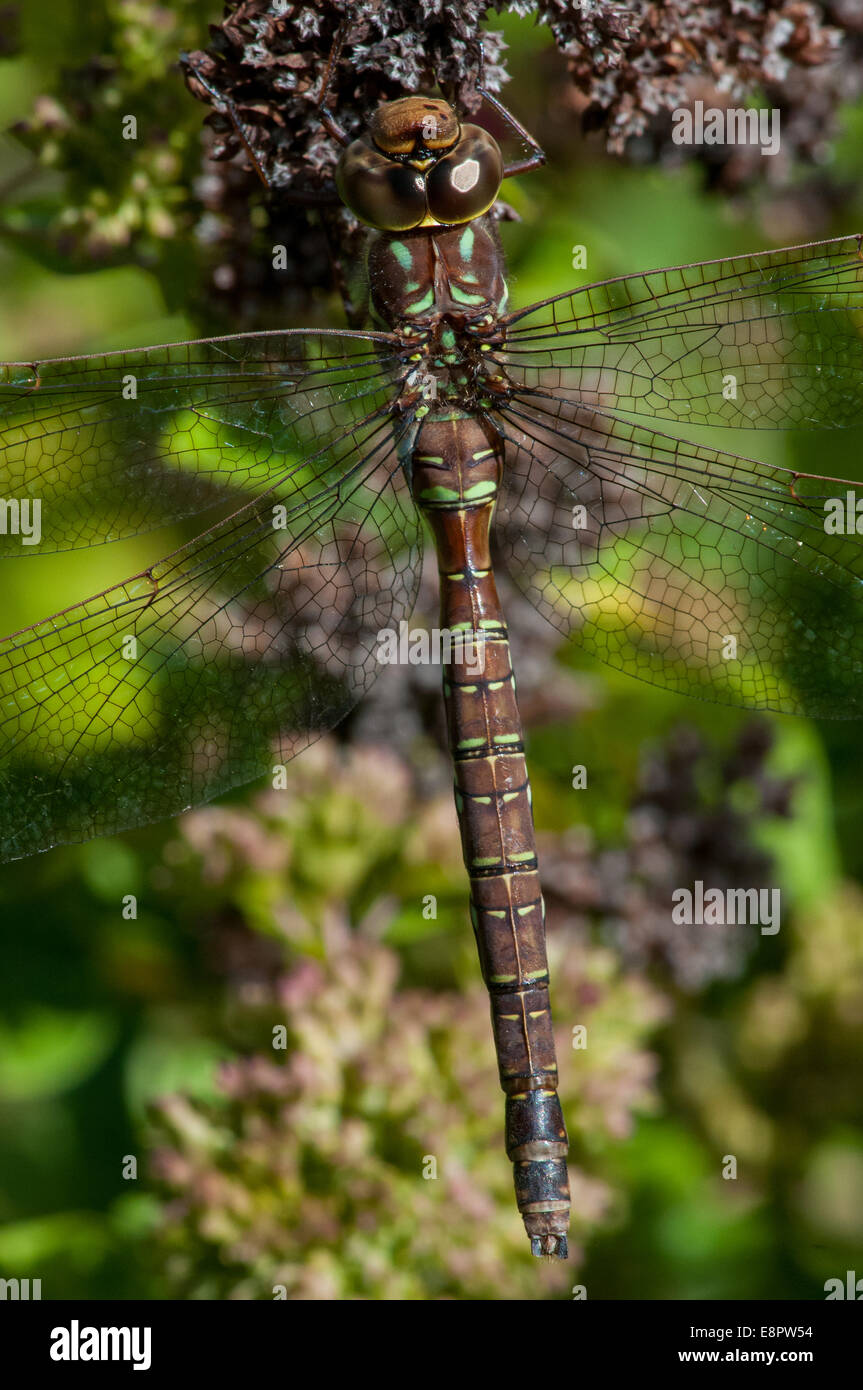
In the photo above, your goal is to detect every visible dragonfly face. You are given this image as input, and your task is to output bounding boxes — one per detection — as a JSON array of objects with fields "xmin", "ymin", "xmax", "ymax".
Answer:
[{"xmin": 335, "ymin": 96, "xmax": 503, "ymax": 230}]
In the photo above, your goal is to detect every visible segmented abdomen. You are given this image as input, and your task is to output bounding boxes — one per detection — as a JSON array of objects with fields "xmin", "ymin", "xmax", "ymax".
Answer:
[{"xmin": 409, "ymin": 406, "xmax": 571, "ymax": 1258}]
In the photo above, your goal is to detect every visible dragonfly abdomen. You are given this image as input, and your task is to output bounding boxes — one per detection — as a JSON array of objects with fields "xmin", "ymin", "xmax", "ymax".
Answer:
[{"xmin": 409, "ymin": 409, "xmax": 571, "ymax": 1259}]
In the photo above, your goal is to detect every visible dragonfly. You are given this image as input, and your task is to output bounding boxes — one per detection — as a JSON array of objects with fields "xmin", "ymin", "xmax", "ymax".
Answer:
[{"xmin": 1, "ymin": 72, "xmax": 863, "ymax": 1261}]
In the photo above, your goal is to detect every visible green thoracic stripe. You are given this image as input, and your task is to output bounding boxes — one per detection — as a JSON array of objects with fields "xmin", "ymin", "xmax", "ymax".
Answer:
[
  {"xmin": 459, "ymin": 225, "xmax": 475, "ymax": 260},
  {"xmin": 390, "ymin": 240, "xmax": 413, "ymax": 268},
  {"xmin": 405, "ymin": 289, "xmax": 435, "ymax": 314},
  {"xmin": 450, "ymin": 284, "xmax": 487, "ymax": 306}
]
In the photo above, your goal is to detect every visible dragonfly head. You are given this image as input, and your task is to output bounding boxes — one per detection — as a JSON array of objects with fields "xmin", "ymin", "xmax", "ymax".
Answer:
[{"xmin": 336, "ymin": 96, "xmax": 503, "ymax": 231}]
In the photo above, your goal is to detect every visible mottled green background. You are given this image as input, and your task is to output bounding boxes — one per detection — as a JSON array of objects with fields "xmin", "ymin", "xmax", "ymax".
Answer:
[{"xmin": 0, "ymin": 3, "xmax": 862, "ymax": 1300}]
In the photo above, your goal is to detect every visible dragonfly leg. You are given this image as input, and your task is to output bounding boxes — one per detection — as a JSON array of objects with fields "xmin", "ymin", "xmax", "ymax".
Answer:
[
  {"xmin": 469, "ymin": 40, "xmax": 547, "ymax": 179},
  {"xmin": 314, "ymin": 16, "xmax": 352, "ymax": 148},
  {"xmin": 476, "ymin": 86, "xmax": 547, "ymax": 179},
  {"xmin": 181, "ymin": 53, "xmax": 276, "ymax": 192},
  {"xmin": 183, "ymin": 52, "xmax": 343, "ymax": 204},
  {"xmin": 319, "ymin": 208, "xmax": 366, "ymax": 326}
]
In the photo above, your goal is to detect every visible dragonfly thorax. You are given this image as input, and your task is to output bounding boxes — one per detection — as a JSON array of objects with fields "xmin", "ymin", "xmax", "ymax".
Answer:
[
  {"xmin": 366, "ymin": 214, "xmax": 509, "ymax": 345},
  {"xmin": 401, "ymin": 338, "xmax": 503, "ymax": 416},
  {"xmin": 336, "ymin": 96, "xmax": 503, "ymax": 231}
]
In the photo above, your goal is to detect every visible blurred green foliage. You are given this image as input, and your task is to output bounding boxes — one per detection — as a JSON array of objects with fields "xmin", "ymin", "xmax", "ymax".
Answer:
[{"xmin": 0, "ymin": 3, "xmax": 862, "ymax": 1300}]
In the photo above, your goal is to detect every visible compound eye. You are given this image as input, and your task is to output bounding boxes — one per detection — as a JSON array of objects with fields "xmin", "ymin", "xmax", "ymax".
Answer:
[
  {"xmin": 336, "ymin": 136, "xmax": 426, "ymax": 230},
  {"xmin": 425, "ymin": 125, "xmax": 503, "ymax": 225}
]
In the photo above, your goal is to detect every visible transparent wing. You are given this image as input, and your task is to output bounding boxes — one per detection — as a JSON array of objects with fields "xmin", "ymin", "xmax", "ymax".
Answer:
[
  {"xmin": 0, "ymin": 405, "xmax": 421, "ymax": 861},
  {"xmin": 0, "ymin": 328, "xmax": 401, "ymax": 553},
  {"xmin": 493, "ymin": 394, "xmax": 863, "ymax": 717},
  {"xmin": 500, "ymin": 235, "xmax": 863, "ymax": 429}
]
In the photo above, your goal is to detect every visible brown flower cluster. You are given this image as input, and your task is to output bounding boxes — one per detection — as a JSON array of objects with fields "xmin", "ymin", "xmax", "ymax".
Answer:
[
  {"xmin": 542, "ymin": 722, "xmax": 795, "ymax": 990},
  {"xmin": 146, "ymin": 709, "xmax": 789, "ymax": 1295},
  {"xmin": 8, "ymin": 2, "xmax": 861, "ymax": 322},
  {"xmin": 535, "ymin": 0, "xmax": 862, "ymax": 180}
]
